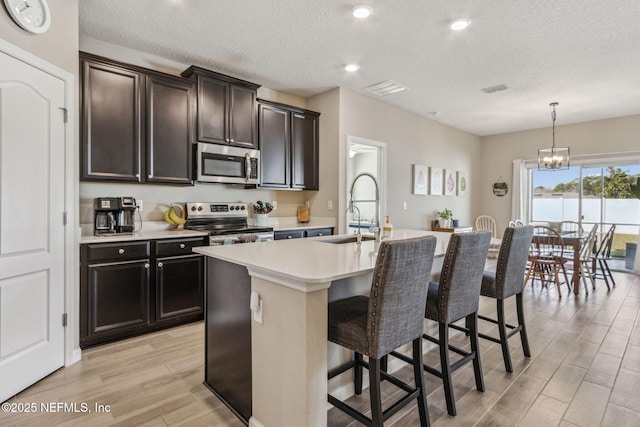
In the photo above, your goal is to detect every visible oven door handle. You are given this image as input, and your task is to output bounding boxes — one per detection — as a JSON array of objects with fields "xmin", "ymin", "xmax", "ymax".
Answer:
[{"xmin": 210, "ymin": 236, "xmax": 239, "ymax": 246}]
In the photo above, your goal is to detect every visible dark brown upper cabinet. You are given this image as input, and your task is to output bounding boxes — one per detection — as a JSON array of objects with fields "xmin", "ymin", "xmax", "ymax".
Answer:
[
  {"xmin": 80, "ymin": 53, "xmax": 194, "ymax": 185},
  {"xmin": 181, "ymin": 66, "xmax": 260, "ymax": 149},
  {"xmin": 258, "ymin": 99, "xmax": 320, "ymax": 190}
]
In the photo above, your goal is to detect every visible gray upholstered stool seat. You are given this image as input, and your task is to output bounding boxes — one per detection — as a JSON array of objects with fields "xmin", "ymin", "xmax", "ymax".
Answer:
[
  {"xmin": 393, "ymin": 231, "xmax": 491, "ymax": 417},
  {"xmin": 478, "ymin": 225, "xmax": 534, "ymax": 373},
  {"xmin": 328, "ymin": 236, "xmax": 437, "ymax": 427}
]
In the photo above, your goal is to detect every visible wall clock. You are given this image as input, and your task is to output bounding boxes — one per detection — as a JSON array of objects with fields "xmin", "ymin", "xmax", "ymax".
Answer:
[{"xmin": 3, "ymin": 0, "xmax": 51, "ymax": 34}]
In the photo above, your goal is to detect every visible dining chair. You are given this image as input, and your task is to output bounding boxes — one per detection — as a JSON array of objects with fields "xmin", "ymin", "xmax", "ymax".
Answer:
[
  {"xmin": 328, "ymin": 236, "xmax": 437, "ymax": 427},
  {"xmin": 391, "ymin": 231, "xmax": 491, "ymax": 416},
  {"xmin": 572, "ymin": 225, "xmax": 599, "ymax": 294},
  {"xmin": 475, "ymin": 215, "xmax": 501, "ymax": 258},
  {"xmin": 592, "ymin": 224, "xmax": 616, "ymax": 289},
  {"xmin": 524, "ymin": 226, "xmax": 571, "ymax": 295},
  {"xmin": 508, "ymin": 219, "xmax": 524, "ymax": 227},
  {"xmin": 479, "ymin": 225, "xmax": 534, "ymax": 373}
]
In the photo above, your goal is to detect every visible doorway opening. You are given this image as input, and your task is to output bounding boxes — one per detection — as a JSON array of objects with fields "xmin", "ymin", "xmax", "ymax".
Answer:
[{"xmin": 346, "ymin": 136, "xmax": 386, "ymax": 235}]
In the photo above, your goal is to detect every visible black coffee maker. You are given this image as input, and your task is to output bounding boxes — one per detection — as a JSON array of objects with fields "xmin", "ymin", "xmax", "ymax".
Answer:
[{"xmin": 94, "ymin": 197, "xmax": 137, "ymax": 236}]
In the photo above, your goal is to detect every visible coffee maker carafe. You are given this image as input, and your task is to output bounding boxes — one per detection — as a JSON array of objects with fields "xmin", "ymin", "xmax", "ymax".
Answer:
[{"xmin": 94, "ymin": 197, "xmax": 137, "ymax": 236}]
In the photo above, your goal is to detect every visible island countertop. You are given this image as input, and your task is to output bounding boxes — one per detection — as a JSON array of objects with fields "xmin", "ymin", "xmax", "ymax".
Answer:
[{"xmin": 193, "ymin": 229, "xmax": 451, "ymax": 290}]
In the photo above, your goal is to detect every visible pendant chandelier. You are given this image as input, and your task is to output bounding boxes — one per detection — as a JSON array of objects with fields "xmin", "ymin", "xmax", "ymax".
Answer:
[{"xmin": 538, "ymin": 102, "xmax": 569, "ymax": 170}]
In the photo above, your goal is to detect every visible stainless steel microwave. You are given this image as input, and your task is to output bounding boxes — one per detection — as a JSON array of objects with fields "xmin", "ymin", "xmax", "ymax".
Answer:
[{"xmin": 196, "ymin": 143, "xmax": 260, "ymax": 185}]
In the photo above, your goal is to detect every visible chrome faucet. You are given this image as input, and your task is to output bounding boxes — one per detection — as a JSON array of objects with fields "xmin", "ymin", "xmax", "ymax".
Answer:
[
  {"xmin": 349, "ymin": 172, "xmax": 381, "ymax": 241},
  {"xmin": 347, "ymin": 204, "xmax": 363, "ymax": 244}
]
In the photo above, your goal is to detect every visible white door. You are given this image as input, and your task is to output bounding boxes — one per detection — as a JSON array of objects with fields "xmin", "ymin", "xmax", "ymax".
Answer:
[{"xmin": 0, "ymin": 50, "xmax": 66, "ymax": 402}]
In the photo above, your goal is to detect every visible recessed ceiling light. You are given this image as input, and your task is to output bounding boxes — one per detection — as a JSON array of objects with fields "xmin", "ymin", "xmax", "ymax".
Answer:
[
  {"xmin": 450, "ymin": 18, "xmax": 471, "ymax": 31},
  {"xmin": 352, "ymin": 5, "xmax": 372, "ymax": 19},
  {"xmin": 345, "ymin": 64, "xmax": 360, "ymax": 72}
]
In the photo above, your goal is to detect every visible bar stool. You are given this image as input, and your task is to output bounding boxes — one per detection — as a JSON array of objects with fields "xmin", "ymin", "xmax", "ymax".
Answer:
[
  {"xmin": 328, "ymin": 236, "xmax": 437, "ymax": 427},
  {"xmin": 394, "ymin": 231, "xmax": 491, "ymax": 416},
  {"xmin": 478, "ymin": 225, "xmax": 534, "ymax": 373}
]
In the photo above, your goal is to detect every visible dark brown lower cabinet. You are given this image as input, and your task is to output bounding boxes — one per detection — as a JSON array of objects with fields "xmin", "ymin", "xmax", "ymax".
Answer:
[
  {"xmin": 156, "ymin": 254, "xmax": 204, "ymax": 321},
  {"xmin": 80, "ymin": 237, "xmax": 206, "ymax": 348}
]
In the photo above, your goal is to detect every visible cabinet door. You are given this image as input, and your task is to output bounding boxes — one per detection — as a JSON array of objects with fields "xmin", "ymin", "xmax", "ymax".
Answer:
[
  {"xmin": 146, "ymin": 75, "xmax": 195, "ymax": 184},
  {"xmin": 259, "ymin": 103, "xmax": 290, "ymax": 188},
  {"xmin": 81, "ymin": 59, "xmax": 143, "ymax": 182},
  {"xmin": 229, "ymin": 84, "xmax": 257, "ymax": 148},
  {"xmin": 86, "ymin": 260, "xmax": 151, "ymax": 338},
  {"xmin": 156, "ymin": 255, "xmax": 204, "ymax": 321},
  {"xmin": 197, "ymin": 76, "xmax": 228, "ymax": 144},
  {"xmin": 291, "ymin": 112, "xmax": 319, "ymax": 190}
]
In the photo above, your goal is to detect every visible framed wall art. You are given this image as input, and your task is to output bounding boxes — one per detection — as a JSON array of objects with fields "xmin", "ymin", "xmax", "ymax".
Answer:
[
  {"xmin": 429, "ymin": 167, "xmax": 443, "ymax": 195},
  {"xmin": 457, "ymin": 171, "xmax": 468, "ymax": 196},
  {"xmin": 444, "ymin": 169, "xmax": 457, "ymax": 196},
  {"xmin": 413, "ymin": 164, "xmax": 428, "ymax": 195}
]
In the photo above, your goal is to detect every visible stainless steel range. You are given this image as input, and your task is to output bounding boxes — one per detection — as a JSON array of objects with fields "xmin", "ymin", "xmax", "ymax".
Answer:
[{"xmin": 185, "ymin": 202, "xmax": 274, "ymax": 245}]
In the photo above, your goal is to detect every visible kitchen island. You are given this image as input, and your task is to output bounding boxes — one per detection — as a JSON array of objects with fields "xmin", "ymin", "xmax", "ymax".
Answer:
[{"xmin": 194, "ymin": 230, "xmax": 450, "ymax": 427}]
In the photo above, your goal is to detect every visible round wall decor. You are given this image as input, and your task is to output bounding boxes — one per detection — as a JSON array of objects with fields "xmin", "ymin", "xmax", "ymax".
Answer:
[{"xmin": 493, "ymin": 182, "xmax": 508, "ymax": 197}]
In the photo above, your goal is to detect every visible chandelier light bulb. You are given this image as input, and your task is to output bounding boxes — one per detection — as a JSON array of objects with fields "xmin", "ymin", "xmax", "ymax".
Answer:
[{"xmin": 345, "ymin": 63, "xmax": 360, "ymax": 72}]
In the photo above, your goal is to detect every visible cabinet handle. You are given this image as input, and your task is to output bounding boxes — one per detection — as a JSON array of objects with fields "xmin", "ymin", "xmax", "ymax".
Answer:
[
  {"xmin": 144, "ymin": 263, "xmax": 150, "ymax": 269},
  {"xmin": 158, "ymin": 262, "xmax": 163, "ymax": 268},
  {"xmin": 148, "ymin": 174, "xmax": 153, "ymax": 179},
  {"xmin": 135, "ymin": 173, "xmax": 140, "ymax": 179},
  {"xmin": 180, "ymin": 243, "xmax": 186, "ymax": 249},
  {"xmin": 230, "ymin": 138, "xmax": 234, "ymax": 143},
  {"xmin": 318, "ymin": 233, "xmax": 323, "ymax": 236},
  {"xmin": 287, "ymin": 235, "xmax": 293, "ymax": 239},
  {"xmin": 118, "ymin": 248, "xmax": 125, "ymax": 254}
]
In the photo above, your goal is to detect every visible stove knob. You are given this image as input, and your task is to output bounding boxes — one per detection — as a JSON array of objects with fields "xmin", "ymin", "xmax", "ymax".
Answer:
[
  {"xmin": 230, "ymin": 206, "xmax": 235, "ymax": 211},
  {"xmin": 191, "ymin": 206, "xmax": 196, "ymax": 211},
  {"xmin": 197, "ymin": 206, "xmax": 203, "ymax": 211},
  {"xmin": 240, "ymin": 206, "xmax": 246, "ymax": 210}
]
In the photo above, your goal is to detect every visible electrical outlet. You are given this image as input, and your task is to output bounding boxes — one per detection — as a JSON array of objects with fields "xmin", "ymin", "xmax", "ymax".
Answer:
[
  {"xmin": 137, "ymin": 199, "xmax": 143, "ymax": 211},
  {"xmin": 403, "ymin": 201, "xmax": 407, "ymax": 210},
  {"xmin": 328, "ymin": 200, "xmax": 333, "ymax": 210},
  {"xmin": 305, "ymin": 200, "xmax": 310, "ymax": 208},
  {"xmin": 272, "ymin": 201, "xmax": 277, "ymax": 210}
]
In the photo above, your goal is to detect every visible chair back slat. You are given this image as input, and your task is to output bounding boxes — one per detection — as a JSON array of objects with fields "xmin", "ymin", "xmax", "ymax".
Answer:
[
  {"xmin": 496, "ymin": 225, "xmax": 534, "ymax": 298},
  {"xmin": 436, "ymin": 231, "xmax": 491, "ymax": 323},
  {"xmin": 595, "ymin": 224, "xmax": 616, "ymax": 258},
  {"xmin": 580, "ymin": 225, "xmax": 599, "ymax": 259},
  {"xmin": 475, "ymin": 215, "xmax": 497, "ymax": 238},
  {"xmin": 367, "ymin": 236, "xmax": 437, "ymax": 358}
]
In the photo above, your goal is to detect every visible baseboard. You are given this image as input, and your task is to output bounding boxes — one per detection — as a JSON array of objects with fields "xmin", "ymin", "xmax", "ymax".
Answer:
[{"xmin": 248, "ymin": 417, "xmax": 265, "ymax": 427}]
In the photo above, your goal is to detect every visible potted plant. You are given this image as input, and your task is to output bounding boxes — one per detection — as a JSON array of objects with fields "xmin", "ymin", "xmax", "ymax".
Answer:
[
  {"xmin": 253, "ymin": 201, "xmax": 274, "ymax": 226},
  {"xmin": 436, "ymin": 208, "xmax": 453, "ymax": 228}
]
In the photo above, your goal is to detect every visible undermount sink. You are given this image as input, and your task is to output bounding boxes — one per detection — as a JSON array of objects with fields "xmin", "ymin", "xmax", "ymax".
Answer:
[{"xmin": 321, "ymin": 235, "xmax": 376, "ymax": 244}]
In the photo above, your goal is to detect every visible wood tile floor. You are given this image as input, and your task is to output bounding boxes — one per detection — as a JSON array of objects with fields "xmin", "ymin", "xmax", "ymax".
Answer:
[{"xmin": 2, "ymin": 271, "xmax": 639, "ymax": 426}]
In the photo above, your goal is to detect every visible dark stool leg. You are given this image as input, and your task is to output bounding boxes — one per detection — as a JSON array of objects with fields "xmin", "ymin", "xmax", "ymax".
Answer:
[
  {"xmin": 599, "ymin": 259, "xmax": 610, "ymax": 290},
  {"xmin": 369, "ymin": 357, "xmax": 383, "ymax": 427},
  {"xmin": 516, "ymin": 292, "xmax": 531, "ymax": 357},
  {"xmin": 467, "ymin": 313, "xmax": 485, "ymax": 392},
  {"xmin": 354, "ymin": 352, "xmax": 363, "ymax": 395},
  {"xmin": 496, "ymin": 299, "xmax": 513, "ymax": 373},
  {"xmin": 412, "ymin": 338, "xmax": 431, "ymax": 427},
  {"xmin": 380, "ymin": 355, "xmax": 388, "ymax": 373},
  {"xmin": 439, "ymin": 322, "xmax": 456, "ymax": 416},
  {"xmin": 604, "ymin": 260, "xmax": 616, "ymax": 287}
]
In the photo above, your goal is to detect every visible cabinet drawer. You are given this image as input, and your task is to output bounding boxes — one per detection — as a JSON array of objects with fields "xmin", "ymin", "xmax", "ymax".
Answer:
[
  {"xmin": 86, "ymin": 241, "xmax": 151, "ymax": 262},
  {"xmin": 156, "ymin": 237, "xmax": 208, "ymax": 257},
  {"xmin": 305, "ymin": 228, "xmax": 333, "ymax": 237},
  {"xmin": 274, "ymin": 230, "xmax": 305, "ymax": 240}
]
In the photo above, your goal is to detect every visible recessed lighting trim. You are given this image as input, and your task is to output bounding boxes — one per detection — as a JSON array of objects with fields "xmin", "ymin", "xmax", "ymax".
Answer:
[
  {"xmin": 345, "ymin": 64, "xmax": 360, "ymax": 72},
  {"xmin": 450, "ymin": 18, "xmax": 471, "ymax": 31},
  {"xmin": 352, "ymin": 5, "xmax": 372, "ymax": 19}
]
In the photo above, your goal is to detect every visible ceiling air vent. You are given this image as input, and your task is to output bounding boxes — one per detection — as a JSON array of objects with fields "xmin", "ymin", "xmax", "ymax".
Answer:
[
  {"xmin": 365, "ymin": 80, "xmax": 408, "ymax": 96},
  {"xmin": 481, "ymin": 83, "xmax": 508, "ymax": 94}
]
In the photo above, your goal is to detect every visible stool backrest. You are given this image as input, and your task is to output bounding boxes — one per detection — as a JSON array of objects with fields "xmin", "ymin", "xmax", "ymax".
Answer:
[
  {"xmin": 495, "ymin": 225, "xmax": 534, "ymax": 298},
  {"xmin": 436, "ymin": 231, "xmax": 492, "ymax": 323},
  {"xmin": 368, "ymin": 236, "xmax": 437, "ymax": 358},
  {"xmin": 595, "ymin": 224, "xmax": 616, "ymax": 258},
  {"xmin": 580, "ymin": 225, "xmax": 599, "ymax": 260}
]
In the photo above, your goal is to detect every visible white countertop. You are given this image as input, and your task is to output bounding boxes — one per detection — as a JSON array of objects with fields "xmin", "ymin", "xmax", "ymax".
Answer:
[
  {"xmin": 193, "ymin": 229, "xmax": 451, "ymax": 288},
  {"xmin": 80, "ymin": 225, "xmax": 209, "ymax": 244}
]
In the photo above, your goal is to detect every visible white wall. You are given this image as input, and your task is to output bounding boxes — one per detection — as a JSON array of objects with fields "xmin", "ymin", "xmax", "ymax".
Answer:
[
  {"xmin": 336, "ymin": 89, "xmax": 482, "ymax": 232},
  {"xmin": 481, "ymin": 114, "xmax": 640, "ymax": 231}
]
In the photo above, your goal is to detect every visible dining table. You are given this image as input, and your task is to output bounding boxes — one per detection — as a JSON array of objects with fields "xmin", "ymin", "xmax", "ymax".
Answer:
[{"xmin": 532, "ymin": 231, "xmax": 588, "ymax": 295}]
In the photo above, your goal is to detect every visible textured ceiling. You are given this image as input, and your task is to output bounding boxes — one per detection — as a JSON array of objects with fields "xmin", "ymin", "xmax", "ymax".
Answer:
[{"xmin": 79, "ymin": 0, "xmax": 640, "ymax": 136}]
